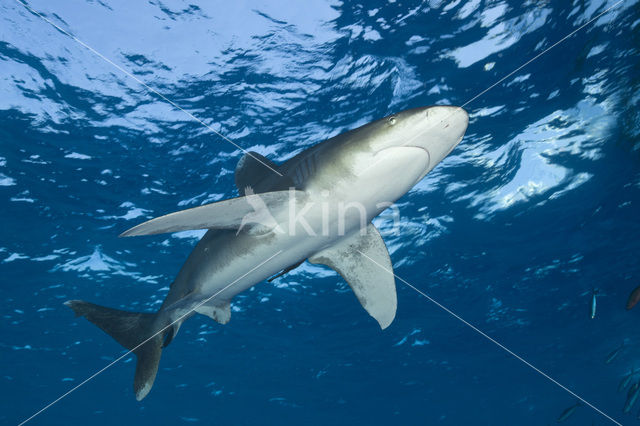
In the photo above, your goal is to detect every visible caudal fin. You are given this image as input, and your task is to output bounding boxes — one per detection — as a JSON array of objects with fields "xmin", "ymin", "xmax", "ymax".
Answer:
[{"xmin": 65, "ymin": 300, "xmax": 165, "ymax": 400}]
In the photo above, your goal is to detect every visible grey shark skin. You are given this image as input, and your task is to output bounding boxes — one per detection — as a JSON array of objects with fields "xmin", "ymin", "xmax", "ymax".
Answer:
[{"xmin": 66, "ymin": 105, "xmax": 469, "ymax": 400}]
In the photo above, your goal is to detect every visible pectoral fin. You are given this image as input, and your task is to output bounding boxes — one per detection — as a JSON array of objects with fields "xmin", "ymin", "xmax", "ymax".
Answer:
[
  {"xmin": 120, "ymin": 190, "xmax": 307, "ymax": 237},
  {"xmin": 309, "ymin": 224, "xmax": 396, "ymax": 329}
]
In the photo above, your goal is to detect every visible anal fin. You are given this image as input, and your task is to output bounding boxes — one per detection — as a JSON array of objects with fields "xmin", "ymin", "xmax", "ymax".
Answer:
[{"xmin": 195, "ymin": 301, "xmax": 231, "ymax": 325}]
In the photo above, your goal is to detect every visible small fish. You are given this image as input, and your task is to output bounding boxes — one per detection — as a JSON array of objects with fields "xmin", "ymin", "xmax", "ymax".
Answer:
[
  {"xmin": 619, "ymin": 368, "xmax": 638, "ymax": 393},
  {"xmin": 627, "ymin": 285, "xmax": 640, "ymax": 310},
  {"xmin": 591, "ymin": 288, "xmax": 598, "ymax": 319},
  {"xmin": 624, "ymin": 382, "xmax": 640, "ymax": 413},
  {"xmin": 606, "ymin": 343, "xmax": 624, "ymax": 364},
  {"xmin": 557, "ymin": 401, "xmax": 581, "ymax": 422}
]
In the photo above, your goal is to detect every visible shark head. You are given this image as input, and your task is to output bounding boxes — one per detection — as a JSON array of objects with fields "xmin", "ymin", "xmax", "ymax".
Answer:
[
  {"xmin": 299, "ymin": 105, "xmax": 470, "ymax": 220},
  {"xmin": 303, "ymin": 105, "xmax": 469, "ymax": 204},
  {"xmin": 365, "ymin": 105, "xmax": 469, "ymax": 176}
]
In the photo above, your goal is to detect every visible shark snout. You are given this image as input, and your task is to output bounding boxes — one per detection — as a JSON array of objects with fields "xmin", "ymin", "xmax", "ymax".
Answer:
[
  {"xmin": 426, "ymin": 105, "xmax": 468, "ymax": 140},
  {"xmin": 421, "ymin": 105, "xmax": 468, "ymax": 167}
]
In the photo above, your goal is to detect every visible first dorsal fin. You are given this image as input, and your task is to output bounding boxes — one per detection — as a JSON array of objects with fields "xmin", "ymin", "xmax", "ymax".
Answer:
[
  {"xmin": 235, "ymin": 152, "xmax": 279, "ymax": 195},
  {"xmin": 235, "ymin": 151, "xmax": 293, "ymax": 195}
]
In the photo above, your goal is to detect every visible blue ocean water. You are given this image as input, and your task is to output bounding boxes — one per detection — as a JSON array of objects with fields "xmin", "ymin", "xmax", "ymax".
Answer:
[{"xmin": 2, "ymin": 0, "xmax": 640, "ymax": 424}]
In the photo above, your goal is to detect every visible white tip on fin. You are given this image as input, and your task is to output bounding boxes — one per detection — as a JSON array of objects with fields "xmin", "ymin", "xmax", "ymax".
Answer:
[{"xmin": 136, "ymin": 382, "xmax": 152, "ymax": 401}]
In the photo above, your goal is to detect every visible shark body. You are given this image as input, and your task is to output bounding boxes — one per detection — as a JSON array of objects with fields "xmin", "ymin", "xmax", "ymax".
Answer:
[{"xmin": 66, "ymin": 105, "xmax": 469, "ymax": 400}]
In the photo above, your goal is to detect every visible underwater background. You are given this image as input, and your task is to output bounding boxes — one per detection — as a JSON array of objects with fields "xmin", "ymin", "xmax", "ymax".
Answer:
[{"xmin": 2, "ymin": 0, "xmax": 640, "ymax": 424}]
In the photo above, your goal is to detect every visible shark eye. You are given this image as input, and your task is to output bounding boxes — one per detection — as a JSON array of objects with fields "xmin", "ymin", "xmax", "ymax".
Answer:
[{"xmin": 388, "ymin": 116, "xmax": 397, "ymax": 125}]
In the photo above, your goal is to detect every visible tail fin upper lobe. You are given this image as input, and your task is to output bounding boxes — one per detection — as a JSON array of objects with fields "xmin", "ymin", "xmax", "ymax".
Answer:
[{"xmin": 65, "ymin": 300, "xmax": 165, "ymax": 400}]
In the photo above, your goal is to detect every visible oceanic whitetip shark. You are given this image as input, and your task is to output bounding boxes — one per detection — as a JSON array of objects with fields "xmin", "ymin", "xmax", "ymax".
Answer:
[{"xmin": 65, "ymin": 105, "xmax": 469, "ymax": 400}]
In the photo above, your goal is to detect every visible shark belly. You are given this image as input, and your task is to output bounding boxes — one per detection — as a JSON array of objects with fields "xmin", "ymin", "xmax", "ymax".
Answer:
[
  {"xmin": 167, "ymin": 229, "xmax": 332, "ymax": 308},
  {"xmin": 304, "ymin": 145, "xmax": 430, "ymax": 227},
  {"xmin": 169, "ymin": 146, "xmax": 429, "ymax": 307}
]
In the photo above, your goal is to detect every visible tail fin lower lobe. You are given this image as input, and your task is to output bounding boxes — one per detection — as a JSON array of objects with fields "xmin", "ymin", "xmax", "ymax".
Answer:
[{"xmin": 65, "ymin": 300, "xmax": 166, "ymax": 400}]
